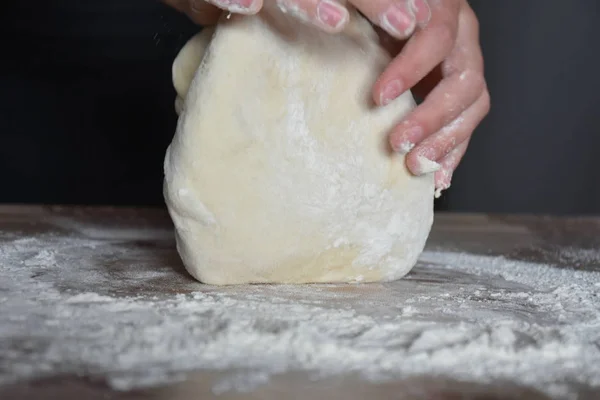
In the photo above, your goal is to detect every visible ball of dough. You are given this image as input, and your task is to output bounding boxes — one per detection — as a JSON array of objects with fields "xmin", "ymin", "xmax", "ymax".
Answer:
[{"xmin": 163, "ymin": 4, "xmax": 435, "ymax": 285}]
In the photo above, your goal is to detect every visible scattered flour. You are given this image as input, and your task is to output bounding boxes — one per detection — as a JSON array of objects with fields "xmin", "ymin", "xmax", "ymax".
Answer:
[{"xmin": 0, "ymin": 229, "xmax": 599, "ymax": 399}]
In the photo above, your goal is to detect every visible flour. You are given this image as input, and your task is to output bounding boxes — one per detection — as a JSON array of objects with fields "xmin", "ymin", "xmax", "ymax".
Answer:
[
  {"xmin": 440, "ymin": 116, "xmax": 465, "ymax": 136},
  {"xmin": 415, "ymin": 155, "xmax": 441, "ymax": 174},
  {"xmin": 1, "ymin": 227, "xmax": 599, "ymax": 398}
]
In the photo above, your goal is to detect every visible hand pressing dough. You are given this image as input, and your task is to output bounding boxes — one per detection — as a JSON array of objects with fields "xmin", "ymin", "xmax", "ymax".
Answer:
[{"xmin": 163, "ymin": 4, "xmax": 435, "ymax": 285}]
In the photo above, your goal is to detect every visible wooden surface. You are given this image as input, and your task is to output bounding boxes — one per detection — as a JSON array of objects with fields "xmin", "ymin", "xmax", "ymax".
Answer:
[{"xmin": 0, "ymin": 205, "xmax": 599, "ymax": 400}]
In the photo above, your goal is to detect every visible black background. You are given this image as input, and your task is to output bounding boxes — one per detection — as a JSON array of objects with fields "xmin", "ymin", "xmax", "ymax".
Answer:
[{"xmin": 1, "ymin": 0, "xmax": 598, "ymax": 214}]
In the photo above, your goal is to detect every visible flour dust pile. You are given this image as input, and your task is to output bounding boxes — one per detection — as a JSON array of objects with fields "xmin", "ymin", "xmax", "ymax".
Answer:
[{"xmin": 0, "ymin": 225, "xmax": 599, "ymax": 399}]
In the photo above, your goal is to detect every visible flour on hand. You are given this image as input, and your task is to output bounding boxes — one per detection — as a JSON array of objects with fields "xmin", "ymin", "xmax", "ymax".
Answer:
[{"xmin": 163, "ymin": 4, "xmax": 435, "ymax": 285}]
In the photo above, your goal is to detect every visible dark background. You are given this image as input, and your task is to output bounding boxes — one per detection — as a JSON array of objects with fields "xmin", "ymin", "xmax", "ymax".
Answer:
[{"xmin": 0, "ymin": 0, "xmax": 598, "ymax": 214}]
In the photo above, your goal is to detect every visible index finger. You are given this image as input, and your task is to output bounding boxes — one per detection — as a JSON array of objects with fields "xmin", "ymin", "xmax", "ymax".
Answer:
[{"xmin": 373, "ymin": 0, "xmax": 461, "ymax": 106}]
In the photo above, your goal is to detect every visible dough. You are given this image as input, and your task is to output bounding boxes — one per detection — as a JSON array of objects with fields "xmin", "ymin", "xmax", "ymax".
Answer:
[
  {"xmin": 172, "ymin": 27, "xmax": 215, "ymax": 115},
  {"xmin": 163, "ymin": 4, "xmax": 435, "ymax": 285}
]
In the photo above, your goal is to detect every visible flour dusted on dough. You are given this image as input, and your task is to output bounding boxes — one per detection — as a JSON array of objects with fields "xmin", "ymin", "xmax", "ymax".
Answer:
[{"xmin": 163, "ymin": 4, "xmax": 435, "ymax": 285}]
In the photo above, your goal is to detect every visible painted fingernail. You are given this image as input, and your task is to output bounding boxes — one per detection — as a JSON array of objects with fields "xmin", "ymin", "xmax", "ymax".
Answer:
[
  {"xmin": 381, "ymin": 3, "xmax": 416, "ymax": 39},
  {"xmin": 317, "ymin": 0, "xmax": 349, "ymax": 30},
  {"xmin": 415, "ymin": 155, "xmax": 441, "ymax": 175},
  {"xmin": 380, "ymin": 80, "xmax": 404, "ymax": 106},
  {"xmin": 207, "ymin": 0, "xmax": 257, "ymax": 13},
  {"xmin": 410, "ymin": 0, "xmax": 431, "ymax": 24}
]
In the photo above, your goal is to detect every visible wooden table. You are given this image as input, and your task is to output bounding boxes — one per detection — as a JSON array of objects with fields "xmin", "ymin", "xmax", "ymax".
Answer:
[{"xmin": 0, "ymin": 206, "xmax": 599, "ymax": 400}]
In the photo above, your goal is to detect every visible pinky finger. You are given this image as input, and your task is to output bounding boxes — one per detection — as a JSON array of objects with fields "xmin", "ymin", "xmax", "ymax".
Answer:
[
  {"xmin": 406, "ymin": 88, "xmax": 490, "ymax": 176},
  {"xmin": 431, "ymin": 87, "xmax": 492, "ymax": 196}
]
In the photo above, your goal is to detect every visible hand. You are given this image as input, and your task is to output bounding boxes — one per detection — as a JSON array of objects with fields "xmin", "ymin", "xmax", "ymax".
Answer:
[
  {"xmin": 374, "ymin": 0, "xmax": 490, "ymax": 195},
  {"xmin": 273, "ymin": 0, "xmax": 430, "ymax": 37},
  {"xmin": 163, "ymin": 0, "xmax": 489, "ymax": 195},
  {"xmin": 163, "ymin": 0, "xmax": 429, "ymax": 36},
  {"xmin": 270, "ymin": 0, "xmax": 489, "ymax": 193}
]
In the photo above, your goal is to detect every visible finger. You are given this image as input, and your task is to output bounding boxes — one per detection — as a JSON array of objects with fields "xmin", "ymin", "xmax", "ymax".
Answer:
[
  {"xmin": 434, "ymin": 137, "xmax": 469, "ymax": 198},
  {"xmin": 373, "ymin": 1, "xmax": 461, "ymax": 106},
  {"xmin": 189, "ymin": 0, "xmax": 227, "ymax": 24},
  {"xmin": 388, "ymin": 2, "xmax": 485, "ymax": 153},
  {"xmin": 405, "ymin": 89, "xmax": 490, "ymax": 176},
  {"xmin": 410, "ymin": 0, "xmax": 431, "ymax": 26},
  {"xmin": 276, "ymin": 0, "xmax": 349, "ymax": 33},
  {"xmin": 345, "ymin": 0, "xmax": 418, "ymax": 40},
  {"xmin": 162, "ymin": 0, "xmax": 223, "ymax": 25},
  {"xmin": 200, "ymin": 0, "xmax": 262, "ymax": 14},
  {"xmin": 388, "ymin": 67, "xmax": 486, "ymax": 153}
]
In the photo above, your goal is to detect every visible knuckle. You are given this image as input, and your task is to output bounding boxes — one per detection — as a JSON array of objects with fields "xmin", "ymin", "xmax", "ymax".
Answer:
[
  {"xmin": 473, "ymin": 53, "xmax": 485, "ymax": 74},
  {"xmin": 465, "ymin": 5, "xmax": 480, "ymax": 28},
  {"xmin": 432, "ymin": 21, "xmax": 457, "ymax": 50},
  {"xmin": 465, "ymin": 7, "xmax": 480, "ymax": 35},
  {"xmin": 466, "ymin": 69, "xmax": 486, "ymax": 93},
  {"xmin": 472, "ymin": 16, "xmax": 480, "ymax": 37},
  {"xmin": 481, "ymin": 88, "xmax": 491, "ymax": 114},
  {"xmin": 442, "ymin": 61, "xmax": 458, "ymax": 77}
]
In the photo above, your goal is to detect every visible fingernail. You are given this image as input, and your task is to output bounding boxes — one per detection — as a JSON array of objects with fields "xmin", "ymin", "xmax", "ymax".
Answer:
[
  {"xmin": 414, "ymin": 155, "xmax": 441, "ymax": 175},
  {"xmin": 380, "ymin": 80, "xmax": 404, "ymax": 106},
  {"xmin": 391, "ymin": 125, "xmax": 422, "ymax": 152},
  {"xmin": 381, "ymin": 3, "xmax": 416, "ymax": 39},
  {"xmin": 402, "ymin": 125, "xmax": 423, "ymax": 143},
  {"xmin": 397, "ymin": 140, "xmax": 415, "ymax": 154},
  {"xmin": 434, "ymin": 185, "xmax": 449, "ymax": 199},
  {"xmin": 410, "ymin": 0, "xmax": 431, "ymax": 24},
  {"xmin": 317, "ymin": 0, "xmax": 348, "ymax": 30},
  {"xmin": 277, "ymin": 0, "xmax": 309, "ymax": 22},
  {"xmin": 209, "ymin": 0, "xmax": 257, "ymax": 13},
  {"xmin": 438, "ymin": 167, "xmax": 453, "ymax": 188},
  {"xmin": 434, "ymin": 168, "xmax": 453, "ymax": 198}
]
